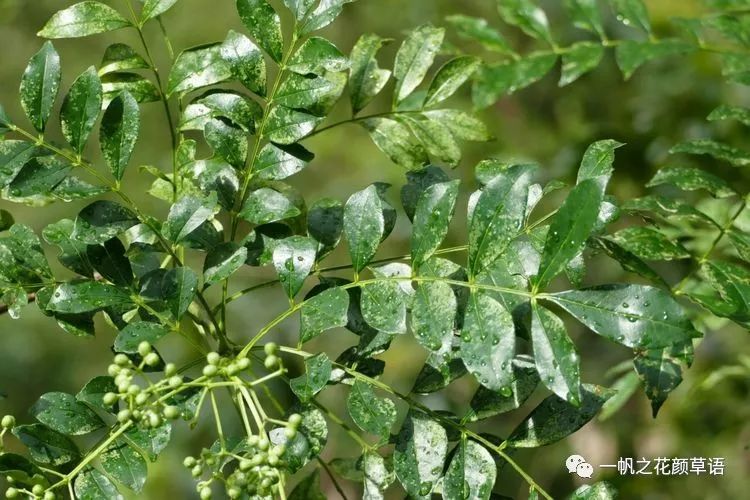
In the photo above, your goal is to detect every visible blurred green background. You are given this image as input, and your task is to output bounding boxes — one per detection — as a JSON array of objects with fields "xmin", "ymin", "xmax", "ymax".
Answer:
[{"xmin": 1, "ymin": 0, "xmax": 749, "ymax": 498}]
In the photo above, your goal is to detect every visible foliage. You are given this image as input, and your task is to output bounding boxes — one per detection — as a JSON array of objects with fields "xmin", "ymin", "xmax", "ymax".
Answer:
[{"xmin": 0, "ymin": 0, "xmax": 749, "ymax": 499}]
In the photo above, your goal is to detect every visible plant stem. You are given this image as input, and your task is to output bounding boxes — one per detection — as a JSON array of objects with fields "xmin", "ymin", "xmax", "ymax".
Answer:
[{"xmin": 317, "ymin": 457, "xmax": 351, "ymax": 500}]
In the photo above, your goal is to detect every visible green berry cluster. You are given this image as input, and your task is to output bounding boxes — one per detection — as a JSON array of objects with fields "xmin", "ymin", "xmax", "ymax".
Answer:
[
  {"xmin": 4, "ymin": 474, "xmax": 55, "ymax": 499},
  {"xmin": 201, "ymin": 351, "xmax": 253, "ymax": 378}
]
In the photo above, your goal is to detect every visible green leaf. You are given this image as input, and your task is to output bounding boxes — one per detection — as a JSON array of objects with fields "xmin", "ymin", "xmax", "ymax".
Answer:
[
  {"xmin": 424, "ymin": 56, "xmax": 479, "ymax": 107},
  {"xmin": 393, "ymin": 411, "xmax": 447, "ymax": 499},
  {"xmin": 39, "ymin": 2, "xmax": 131, "ymax": 38},
  {"xmin": 100, "ymin": 91, "xmax": 139, "ymax": 181},
  {"xmin": 648, "ymin": 166, "xmax": 736, "ymax": 198},
  {"xmin": 20, "ymin": 42, "xmax": 61, "ymax": 132},
  {"xmin": 86, "ymin": 238, "xmax": 132, "ymax": 286},
  {"xmin": 443, "ymin": 440, "xmax": 496, "ymax": 500},
  {"xmin": 140, "ymin": 267, "xmax": 198, "ymax": 318},
  {"xmin": 289, "ymin": 469, "xmax": 326, "ymax": 500},
  {"xmin": 167, "ymin": 43, "xmax": 232, "ymax": 96},
  {"xmin": 266, "ymin": 106, "xmax": 324, "ymax": 144},
  {"xmin": 400, "ymin": 114, "xmax": 461, "ymax": 167},
  {"xmin": 236, "ymin": 0, "xmax": 284, "ymax": 62},
  {"xmin": 307, "ymin": 197, "xmax": 343, "ymax": 250},
  {"xmin": 300, "ymin": 287, "xmax": 349, "ymax": 342},
  {"xmin": 12, "ymin": 424, "xmax": 80, "ymax": 466},
  {"xmin": 531, "ymin": 304, "xmax": 581, "ymax": 405},
  {"xmin": 30, "ymin": 392, "xmax": 105, "ymax": 436},
  {"xmin": 507, "ymin": 384, "xmax": 614, "ymax": 447},
  {"xmin": 114, "ymin": 322, "xmax": 169, "ymax": 353},
  {"xmin": 124, "ymin": 423, "xmax": 171, "ymax": 462},
  {"xmin": 610, "ymin": 0, "xmax": 651, "ymax": 33},
  {"xmin": 0, "ymin": 141, "xmax": 42, "ymax": 188},
  {"xmin": 0, "ymin": 105, "xmax": 11, "ymax": 135},
  {"xmin": 560, "ymin": 42, "xmax": 604, "ymax": 86},
  {"xmin": 411, "ymin": 180, "xmax": 459, "ymax": 266},
  {"xmin": 76, "ymin": 376, "xmax": 117, "ymax": 412},
  {"xmin": 362, "ymin": 117, "xmax": 428, "ymax": 170},
  {"xmin": 534, "ymin": 179, "xmax": 603, "ymax": 289},
  {"xmin": 349, "ymin": 34, "xmax": 391, "ymax": 113},
  {"xmin": 240, "ymin": 187, "xmax": 301, "ymax": 224},
  {"xmin": 300, "ymin": 0, "xmax": 354, "ymax": 34},
  {"xmin": 701, "ymin": 260, "xmax": 750, "ymax": 319},
  {"xmin": 467, "ymin": 356, "xmax": 540, "ymax": 422},
  {"xmin": 163, "ymin": 193, "xmax": 219, "ymax": 243},
  {"xmin": 220, "ymin": 30, "xmax": 266, "ymax": 95},
  {"xmin": 468, "ymin": 164, "xmax": 536, "ymax": 277},
  {"xmin": 181, "ymin": 91, "xmax": 261, "ymax": 133},
  {"xmin": 411, "ymin": 281, "xmax": 457, "ymax": 351},
  {"xmin": 141, "ymin": 0, "xmax": 179, "ymax": 22},
  {"xmin": 610, "ymin": 226, "xmax": 690, "ymax": 261},
  {"xmin": 577, "ymin": 139, "xmax": 623, "ymax": 186},
  {"xmin": 204, "ymin": 118, "xmax": 248, "ymax": 168},
  {"xmin": 616, "ymin": 39, "xmax": 692, "ymax": 80},
  {"xmin": 473, "ymin": 52, "xmax": 557, "ymax": 109},
  {"xmin": 344, "ymin": 185, "xmax": 385, "ymax": 272},
  {"xmin": 635, "ymin": 342, "xmax": 690, "ymax": 417},
  {"xmin": 4, "ymin": 156, "xmax": 71, "ymax": 204},
  {"xmin": 203, "ymin": 242, "xmax": 247, "ymax": 286},
  {"xmin": 347, "ymin": 380, "xmax": 397, "ymax": 440},
  {"xmin": 290, "ymin": 353, "xmax": 332, "ymax": 401},
  {"xmin": 362, "ymin": 451, "xmax": 395, "ymax": 500},
  {"xmin": 73, "ymin": 201, "xmax": 139, "ymax": 244},
  {"xmin": 102, "ymin": 73, "xmax": 160, "ymax": 105},
  {"xmin": 564, "ymin": 0, "xmax": 606, "ymax": 36},
  {"xmin": 288, "ymin": 37, "xmax": 349, "ymax": 75},
  {"xmin": 707, "ymin": 104, "xmax": 750, "ymax": 126},
  {"xmin": 283, "ymin": 0, "xmax": 316, "ymax": 20},
  {"xmin": 670, "ymin": 139, "xmax": 750, "ymax": 166},
  {"xmin": 101, "ymin": 439, "xmax": 147, "ymax": 492},
  {"xmin": 592, "ymin": 237, "xmax": 667, "ymax": 286},
  {"xmin": 361, "ymin": 280, "xmax": 407, "ymax": 334},
  {"xmin": 570, "ymin": 481, "xmax": 618, "ymax": 500},
  {"xmin": 276, "ymin": 72, "xmax": 346, "ymax": 115},
  {"xmin": 393, "ymin": 25, "xmax": 444, "ymax": 103},
  {"xmin": 0, "ymin": 453, "xmax": 42, "ymax": 485},
  {"xmin": 497, "ymin": 0, "xmax": 554, "ymax": 45},
  {"xmin": 273, "ymin": 236, "xmax": 317, "ymax": 298},
  {"xmin": 255, "ymin": 143, "xmax": 313, "ymax": 180},
  {"xmin": 100, "ymin": 44, "xmax": 149, "ymax": 75},
  {"xmin": 446, "ymin": 14, "xmax": 512, "ymax": 53},
  {"xmin": 74, "ymin": 468, "xmax": 121, "ymax": 500},
  {"xmin": 461, "ymin": 292, "xmax": 515, "ymax": 391},
  {"xmin": 47, "ymin": 281, "xmax": 133, "ymax": 314},
  {"xmin": 60, "ymin": 67, "xmax": 102, "ymax": 153},
  {"xmin": 424, "ymin": 109, "xmax": 491, "ymax": 142},
  {"xmin": 547, "ymin": 284, "xmax": 701, "ymax": 349},
  {"xmin": 729, "ymin": 230, "xmax": 750, "ymax": 262}
]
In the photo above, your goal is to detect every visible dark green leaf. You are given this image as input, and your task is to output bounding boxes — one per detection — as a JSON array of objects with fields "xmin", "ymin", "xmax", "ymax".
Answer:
[
  {"xmin": 564, "ymin": 0, "xmax": 606, "ymax": 36},
  {"xmin": 507, "ymin": 384, "xmax": 614, "ymax": 447},
  {"xmin": 255, "ymin": 143, "xmax": 313, "ymax": 180},
  {"xmin": 300, "ymin": 0, "xmax": 355, "ymax": 34},
  {"xmin": 616, "ymin": 39, "xmax": 692, "ymax": 80},
  {"xmin": 43, "ymin": 219, "xmax": 93, "ymax": 276},
  {"xmin": 467, "ymin": 356, "xmax": 540, "ymax": 422},
  {"xmin": 0, "ymin": 141, "xmax": 43, "ymax": 188},
  {"xmin": 707, "ymin": 104, "xmax": 750, "ymax": 126},
  {"xmin": 531, "ymin": 304, "xmax": 581, "ymax": 405},
  {"xmin": 610, "ymin": 226, "xmax": 690, "ymax": 261},
  {"xmin": 73, "ymin": 201, "xmax": 139, "ymax": 244},
  {"xmin": 497, "ymin": 0, "xmax": 554, "ymax": 44},
  {"xmin": 393, "ymin": 411, "xmax": 447, "ymax": 499},
  {"xmin": 362, "ymin": 117, "xmax": 428, "ymax": 170},
  {"xmin": 101, "ymin": 73, "xmax": 160, "ymax": 105},
  {"xmin": 401, "ymin": 166, "xmax": 451, "ymax": 221},
  {"xmin": 647, "ymin": 166, "xmax": 736, "ymax": 198},
  {"xmin": 461, "ymin": 292, "xmax": 515, "ymax": 391},
  {"xmin": 610, "ymin": 0, "xmax": 651, "ymax": 33},
  {"xmin": 307, "ymin": 197, "xmax": 343, "ymax": 250},
  {"xmin": 473, "ymin": 52, "xmax": 557, "ymax": 109},
  {"xmin": 204, "ymin": 118, "xmax": 248, "ymax": 168},
  {"xmin": 114, "ymin": 322, "xmax": 169, "ymax": 353},
  {"xmin": 411, "ymin": 281, "xmax": 457, "ymax": 351},
  {"xmin": 100, "ymin": 44, "xmax": 149, "ymax": 75},
  {"xmin": 100, "ymin": 91, "xmax": 140, "ymax": 181},
  {"xmin": 220, "ymin": 30, "xmax": 266, "ymax": 95},
  {"xmin": 0, "ymin": 210, "xmax": 14, "ymax": 231},
  {"xmin": 181, "ymin": 92, "xmax": 261, "ymax": 133},
  {"xmin": 266, "ymin": 106, "xmax": 323, "ymax": 144},
  {"xmin": 592, "ymin": 237, "xmax": 667, "ymax": 286},
  {"xmin": 282, "ymin": 0, "xmax": 316, "ymax": 20},
  {"xmin": 289, "ymin": 469, "xmax": 326, "ymax": 500},
  {"xmin": 0, "ymin": 104, "xmax": 11, "ymax": 135},
  {"xmin": 273, "ymin": 236, "xmax": 317, "ymax": 298},
  {"xmin": 300, "ymin": 286, "xmax": 349, "ymax": 342},
  {"xmin": 534, "ymin": 179, "xmax": 603, "ymax": 289},
  {"xmin": 361, "ymin": 279, "xmax": 407, "ymax": 334},
  {"xmin": 30, "ymin": 392, "xmax": 104, "ymax": 435},
  {"xmin": 101, "ymin": 439, "xmax": 147, "ymax": 492},
  {"xmin": 163, "ymin": 193, "xmax": 219, "ymax": 243},
  {"xmin": 468, "ymin": 164, "xmax": 536, "ymax": 277},
  {"xmin": 20, "ymin": 42, "xmax": 61, "ymax": 132},
  {"xmin": 349, "ymin": 34, "xmax": 391, "ymax": 113},
  {"xmin": 47, "ymin": 281, "xmax": 133, "ymax": 314},
  {"xmin": 443, "ymin": 440, "xmax": 496, "ymax": 500},
  {"xmin": 0, "ymin": 454, "xmax": 41, "ymax": 485},
  {"xmin": 240, "ymin": 187, "xmax": 301, "ymax": 225},
  {"xmin": 670, "ymin": 139, "xmax": 750, "ymax": 166},
  {"xmin": 60, "ymin": 67, "xmax": 102, "ymax": 153},
  {"xmin": 400, "ymin": 114, "xmax": 461, "ymax": 166},
  {"xmin": 141, "ymin": 0, "xmax": 179, "ymax": 22},
  {"xmin": 424, "ymin": 56, "xmax": 479, "ymax": 107},
  {"xmin": 236, "ymin": 0, "xmax": 284, "ymax": 62},
  {"xmin": 203, "ymin": 242, "xmax": 247, "ymax": 286},
  {"xmin": 411, "ymin": 180, "xmax": 459, "ymax": 266},
  {"xmin": 167, "ymin": 44, "xmax": 231, "ymax": 96},
  {"xmin": 74, "ymin": 468, "xmax": 121, "ymax": 500},
  {"xmin": 635, "ymin": 342, "xmax": 690, "ymax": 417},
  {"xmin": 39, "ymin": 2, "xmax": 131, "ymax": 38},
  {"xmin": 12, "ymin": 424, "xmax": 80, "ymax": 465},
  {"xmin": 701, "ymin": 260, "xmax": 750, "ymax": 319},
  {"xmin": 577, "ymin": 139, "xmax": 622, "ymax": 186},
  {"xmin": 347, "ymin": 380, "xmax": 396, "ymax": 440},
  {"xmin": 140, "ymin": 267, "xmax": 198, "ymax": 318},
  {"xmin": 5, "ymin": 156, "xmax": 71, "ymax": 204},
  {"xmin": 76, "ymin": 376, "xmax": 117, "ymax": 412},
  {"xmin": 547, "ymin": 284, "xmax": 701, "ymax": 349},
  {"xmin": 288, "ymin": 37, "xmax": 349, "ymax": 75},
  {"xmin": 446, "ymin": 15, "xmax": 512, "ymax": 53},
  {"xmin": 290, "ymin": 353, "xmax": 332, "ymax": 401},
  {"xmin": 393, "ymin": 25, "xmax": 444, "ymax": 103},
  {"xmin": 729, "ymin": 230, "xmax": 750, "ymax": 262},
  {"xmin": 276, "ymin": 72, "xmax": 346, "ymax": 115},
  {"xmin": 344, "ymin": 185, "xmax": 385, "ymax": 272},
  {"xmin": 560, "ymin": 42, "xmax": 604, "ymax": 86},
  {"xmin": 87, "ymin": 238, "xmax": 133, "ymax": 286}
]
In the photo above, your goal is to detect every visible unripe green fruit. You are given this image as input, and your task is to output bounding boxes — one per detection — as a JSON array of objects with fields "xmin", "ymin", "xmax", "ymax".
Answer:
[
  {"xmin": 288, "ymin": 413, "xmax": 302, "ymax": 427},
  {"xmin": 268, "ymin": 454, "xmax": 279, "ymax": 466},
  {"xmin": 183, "ymin": 456, "xmax": 196, "ymax": 468},
  {"xmin": 137, "ymin": 341, "xmax": 152, "ymax": 357},
  {"xmin": 237, "ymin": 357, "xmax": 250, "ymax": 370},
  {"xmin": 165, "ymin": 363, "xmax": 177, "ymax": 376},
  {"xmin": 227, "ymin": 487, "xmax": 241, "ymax": 499},
  {"xmin": 250, "ymin": 454, "xmax": 263, "ymax": 467},
  {"xmin": 264, "ymin": 355, "xmax": 279, "ymax": 370},
  {"xmin": 103, "ymin": 392, "xmax": 118, "ymax": 406},
  {"xmin": 206, "ymin": 352, "xmax": 221, "ymax": 365},
  {"xmin": 5, "ymin": 488, "xmax": 18, "ymax": 499},
  {"xmin": 127, "ymin": 384, "xmax": 141, "ymax": 395},
  {"xmin": 44, "ymin": 492, "xmax": 55, "ymax": 500},
  {"xmin": 107, "ymin": 364, "xmax": 120, "ymax": 376},
  {"xmin": 225, "ymin": 363, "xmax": 239, "ymax": 376},
  {"xmin": 32, "ymin": 484, "xmax": 44, "ymax": 495},
  {"xmin": 200, "ymin": 487, "xmax": 212, "ymax": 500},
  {"xmin": 202, "ymin": 365, "xmax": 218, "ymax": 377},
  {"xmin": 205, "ymin": 457, "xmax": 216, "ymax": 466},
  {"xmin": 114, "ymin": 354, "xmax": 130, "ymax": 366},
  {"xmin": 258, "ymin": 438, "xmax": 269, "ymax": 451},
  {"xmin": 191, "ymin": 465, "xmax": 203, "ymax": 477},
  {"xmin": 163, "ymin": 406, "xmax": 180, "ymax": 420},
  {"xmin": 144, "ymin": 352, "xmax": 160, "ymax": 367},
  {"xmin": 148, "ymin": 412, "xmax": 162, "ymax": 428},
  {"xmin": 135, "ymin": 393, "xmax": 149, "ymax": 406},
  {"xmin": 1, "ymin": 415, "xmax": 15, "ymax": 429},
  {"xmin": 272, "ymin": 444, "xmax": 285, "ymax": 456},
  {"xmin": 264, "ymin": 342, "xmax": 278, "ymax": 356},
  {"xmin": 284, "ymin": 427, "xmax": 296, "ymax": 439},
  {"xmin": 247, "ymin": 435, "xmax": 259, "ymax": 447},
  {"xmin": 117, "ymin": 409, "xmax": 132, "ymax": 423},
  {"xmin": 239, "ymin": 459, "xmax": 252, "ymax": 471},
  {"xmin": 168, "ymin": 376, "xmax": 183, "ymax": 387},
  {"xmin": 261, "ymin": 477, "xmax": 272, "ymax": 489}
]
